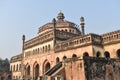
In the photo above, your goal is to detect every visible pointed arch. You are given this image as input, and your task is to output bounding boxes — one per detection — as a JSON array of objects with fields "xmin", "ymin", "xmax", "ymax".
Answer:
[
  {"xmin": 13, "ymin": 65, "xmax": 15, "ymax": 71},
  {"xmin": 56, "ymin": 57, "xmax": 60, "ymax": 64},
  {"xmin": 26, "ymin": 65, "xmax": 30, "ymax": 75},
  {"xmin": 72, "ymin": 54, "xmax": 77, "ymax": 58},
  {"xmin": 16, "ymin": 64, "xmax": 18, "ymax": 71},
  {"xmin": 96, "ymin": 51, "xmax": 101, "ymax": 57},
  {"xmin": 45, "ymin": 62, "xmax": 50, "ymax": 72},
  {"xmin": 63, "ymin": 56, "xmax": 67, "ymax": 60},
  {"xmin": 116, "ymin": 49, "xmax": 120, "ymax": 58},
  {"xmin": 33, "ymin": 61, "xmax": 39, "ymax": 80},
  {"xmin": 104, "ymin": 51, "xmax": 110, "ymax": 58},
  {"xmin": 83, "ymin": 52, "xmax": 89, "ymax": 57},
  {"xmin": 43, "ymin": 59, "xmax": 51, "ymax": 74}
]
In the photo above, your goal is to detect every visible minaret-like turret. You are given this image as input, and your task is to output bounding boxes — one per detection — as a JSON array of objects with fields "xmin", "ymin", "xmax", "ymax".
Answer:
[
  {"xmin": 21, "ymin": 34, "xmax": 25, "ymax": 77},
  {"xmin": 80, "ymin": 17, "xmax": 85, "ymax": 35},
  {"xmin": 52, "ymin": 18, "xmax": 56, "ymax": 51},
  {"xmin": 22, "ymin": 35, "xmax": 25, "ymax": 51}
]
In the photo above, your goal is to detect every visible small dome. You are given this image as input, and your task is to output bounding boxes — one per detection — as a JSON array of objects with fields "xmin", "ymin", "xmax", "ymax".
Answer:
[{"xmin": 57, "ymin": 12, "xmax": 65, "ymax": 21}]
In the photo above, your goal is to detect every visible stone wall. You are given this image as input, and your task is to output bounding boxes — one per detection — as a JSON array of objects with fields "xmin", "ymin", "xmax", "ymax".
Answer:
[{"xmin": 84, "ymin": 57, "xmax": 120, "ymax": 80}]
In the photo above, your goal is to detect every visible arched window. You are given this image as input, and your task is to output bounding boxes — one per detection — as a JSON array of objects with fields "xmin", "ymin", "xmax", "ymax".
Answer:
[
  {"xmin": 34, "ymin": 64, "xmax": 39, "ymax": 80},
  {"xmin": 48, "ymin": 45, "xmax": 50, "ymax": 51},
  {"xmin": 35, "ymin": 49, "xmax": 37, "ymax": 54},
  {"xmin": 56, "ymin": 57, "xmax": 60, "ymax": 64},
  {"xmin": 16, "ymin": 64, "xmax": 18, "ymax": 71},
  {"xmin": 116, "ymin": 49, "xmax": 120, "ymax": 58},
  {"xmin": 65, "ymin": 29, "xmax": 67, "ymax": 32},
  {"xmin": 69, "ymin": 29, "xmax": 71, "ymax": 32},
  {"xmin": 63, "ymin": 56, "xmax": 67, "ymax": 60},
  {"xmin": 83, "ymin": 52, "xmax": 89, "ymax": 57},
  {"xmin": 43, "ymin": 46, "xmax": 44, "ymax": 53},
  {"xmin": 45, "ymin": 46, "xmax": 47, "ymax": 52},
  {"xmin": 61, "ymin": 30, "xmax": 64, "ymax": 31},
  {"xmin": 96, "ymin": 51, "xmax": 101, "ymax": 57},
  {"xmin": 19, "ymin": 64, "xmax": 21, "ymax": 71},
  {"xmin": 38, "ymin": 48, "xmax": 39, "ymax": 54},
  {"xmin": 72, "ymin": 30, "xmax": 74, "ymax": 33},
  {"xmin": 45, "ymin": 62, "xmax": 50, "ymax": 72},
  {"xmin": 104, "ymin": 51, "xmax": 110, "ymax": 58},
  {"xmin": 72, "ymin": 54, "xmax": 77, "ymax": 58},
  {"xmin": 13, "ymin": 65, "xmax": 15, "ymax": 71}
]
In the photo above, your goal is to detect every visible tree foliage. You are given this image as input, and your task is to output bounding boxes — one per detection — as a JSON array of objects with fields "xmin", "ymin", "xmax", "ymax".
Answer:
[{"xmin": 0, "ymin": 58, "xmax": 10, "ymax": 74}]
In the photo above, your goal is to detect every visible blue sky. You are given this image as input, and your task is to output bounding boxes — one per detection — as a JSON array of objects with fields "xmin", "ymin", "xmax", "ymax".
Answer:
[{"xmin": 0, "ymin": 0, "xmax": 120, "ymax": 59}]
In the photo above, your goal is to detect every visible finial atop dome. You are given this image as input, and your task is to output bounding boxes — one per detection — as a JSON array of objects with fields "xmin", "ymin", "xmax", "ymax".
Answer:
[
  {"xmin": 57, "ymin": 11, "xmax": 65, "ymax": 21},
  {"xmin": 80, "ymin": 16, "xmax": 84, "ymax": 23}
]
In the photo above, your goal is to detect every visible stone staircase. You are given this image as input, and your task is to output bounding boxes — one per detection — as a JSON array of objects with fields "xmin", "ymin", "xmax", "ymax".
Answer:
[{"xmin": 42, "ymin": 62, "xmax": 63, "ymax": 80}]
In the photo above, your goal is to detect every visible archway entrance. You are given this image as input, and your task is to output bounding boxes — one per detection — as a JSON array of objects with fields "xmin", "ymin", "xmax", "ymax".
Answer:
[
  {"xmin": 26, "ymin": 65, "xmax": 30, "ymax": 79},
  {"xmin": 34, "ymin": 64, "xmax": 39, "ymax": 80},
  {"xmin": 45, "ymin": 62, "xmax": 50, "ymax": 72}
]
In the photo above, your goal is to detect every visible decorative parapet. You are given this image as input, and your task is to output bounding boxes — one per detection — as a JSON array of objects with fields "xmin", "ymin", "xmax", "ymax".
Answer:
[
  {"xmin": 24, "ymin": 30, "xmax": 54, "ymax": 49},
  {"xmin": 56, "ymin": 30, "xmax": 80, "ymax": 40},
  {"xmin": 10, "ymin": 54, "xmax": 22, "ymax": 63},
  {"xmin": 102, "ymin": 30, "xmax": 120, "ymax": 45},
  {"xmin": 38, "ymin": 23, "xmax": 53, "ymax": 33},
  {"xmin": 55, "ymin": 33, "xmax": 102, "ymax": 52}
]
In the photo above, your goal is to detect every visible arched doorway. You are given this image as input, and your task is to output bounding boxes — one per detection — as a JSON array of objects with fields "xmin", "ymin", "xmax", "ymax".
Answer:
[
  {"xmin": 104, "ymin": 51, "xmax": 110, "ymax": 58},
  {"xmin": 43, "ymin": 60, "xmax": 51, "ymax": 74},
  {"xmin": 33, "ymin": 63, "xmax": 39, "ymax": 80},
  {"xmin": 116, "ymin": 49, "xmax": 120, "ymax": 58},
  {"xmin": 45, "ymin": 62, "xmax": 50, "ymax": 72},
  {"xmin": 26, "ymin": 65, "xmax": 30, "ymax": 76}
]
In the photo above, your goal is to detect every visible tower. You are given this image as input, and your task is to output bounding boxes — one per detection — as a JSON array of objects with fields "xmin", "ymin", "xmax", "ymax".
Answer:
[
  {"xmin": 52, "ymin": 18, "xmax": 56, "ymax": 51},
  {"xmin": 80, "ymin": 17, "xmax": 85, "ymax": 35}
]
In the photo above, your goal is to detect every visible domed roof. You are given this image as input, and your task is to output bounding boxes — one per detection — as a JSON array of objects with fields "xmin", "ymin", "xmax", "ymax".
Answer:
[
  {"xmin": 57, "ymin": 12, "xmax": 65, "ymax": 21},
  {"xmin": 38, "ymin": 12, "xmax": 81, "ymax": 35}
]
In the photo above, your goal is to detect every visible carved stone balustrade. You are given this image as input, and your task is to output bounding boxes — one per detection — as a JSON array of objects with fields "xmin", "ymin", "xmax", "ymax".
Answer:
[
  {"xmin": 102, "ymin": 30, "xmax": 120, "ymax": 45},
  {"xmin": 55, "ymin": 33, "xmax": 102, "ymax": 52}
]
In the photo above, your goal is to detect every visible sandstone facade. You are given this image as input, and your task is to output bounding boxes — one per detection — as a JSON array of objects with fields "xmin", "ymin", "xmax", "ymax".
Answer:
[{"xmin": 10, "ymin": 12, "xmax": 120, "ymax": 80}]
